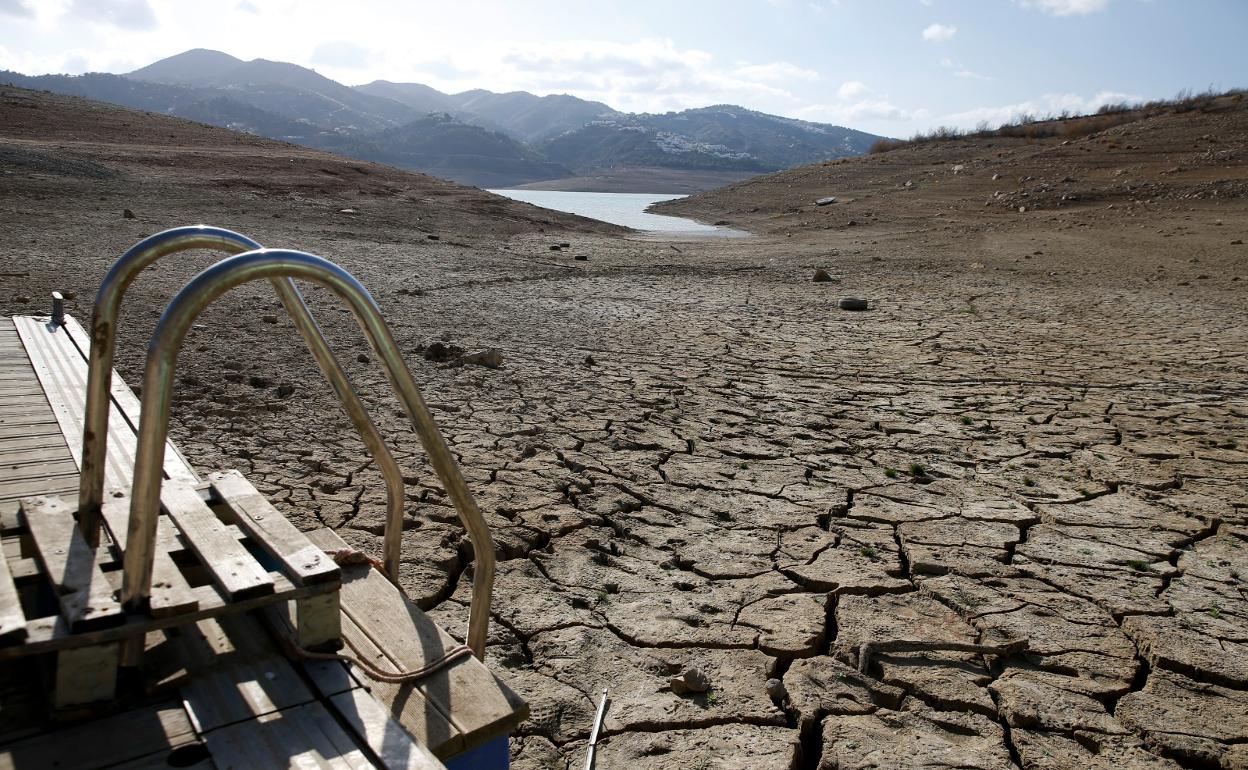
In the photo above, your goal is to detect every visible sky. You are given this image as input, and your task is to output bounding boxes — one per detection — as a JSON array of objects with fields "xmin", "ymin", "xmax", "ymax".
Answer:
[{"xmin": 0, "ymin": 0, "xmax": 1244, "ymax": 137}]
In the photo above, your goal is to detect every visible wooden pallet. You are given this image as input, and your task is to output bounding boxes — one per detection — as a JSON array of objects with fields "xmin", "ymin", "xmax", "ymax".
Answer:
[{"xmin": 0, "ymin": 472, "xmax": 342, "ymax": 709}]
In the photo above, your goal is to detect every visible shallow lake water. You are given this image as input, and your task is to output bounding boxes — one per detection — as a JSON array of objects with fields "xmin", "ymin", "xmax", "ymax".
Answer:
[{"xmin": 489, "ymin": 189, "xmax": 748, "ymax": 237}]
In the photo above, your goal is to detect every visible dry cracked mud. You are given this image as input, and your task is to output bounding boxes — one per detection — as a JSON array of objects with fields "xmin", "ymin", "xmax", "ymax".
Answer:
[{"xmin": 2, "ymin": 87, "xmax": 1246, "ymax": 768}]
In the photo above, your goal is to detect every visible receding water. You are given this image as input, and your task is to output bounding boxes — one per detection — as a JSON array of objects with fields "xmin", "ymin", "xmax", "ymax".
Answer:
[{"xmin": 489, "ymin": 189, "xmax": 748, "ymax": 237}]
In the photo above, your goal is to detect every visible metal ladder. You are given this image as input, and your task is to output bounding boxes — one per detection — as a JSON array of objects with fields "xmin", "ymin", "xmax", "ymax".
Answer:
[{"xmin": 76, "ymin": 226, "xmax": 495, "ymax": 659}]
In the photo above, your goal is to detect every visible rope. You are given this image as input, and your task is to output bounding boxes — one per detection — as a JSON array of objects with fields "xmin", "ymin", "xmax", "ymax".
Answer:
[
  {"xmin": 280, "ymin": 546, "xmax": 474, "ymax": 684},
  {"xmin": 290, "ymin": 640, "xmax": 474, "ymax": 684}
]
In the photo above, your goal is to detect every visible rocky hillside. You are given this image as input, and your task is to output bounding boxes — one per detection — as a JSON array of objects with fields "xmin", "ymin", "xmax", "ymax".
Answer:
[
  {"xmin": 1, "ymin": 48, "xmax": 883, "ymax": 190},
  {"xmin": 656, "ymin": 91, "xmax": 1248, "ymax": 231}
]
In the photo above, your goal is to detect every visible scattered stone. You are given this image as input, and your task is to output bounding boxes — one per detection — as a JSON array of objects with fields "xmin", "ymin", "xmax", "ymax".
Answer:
[
  {"xmin": 1233, "ymin": 239, "xmax": 1244, "ymax": 245},
  {"xmin": 14, "ymin": 294, "xmax": 29, "ymax": 304},
  {"xmin": 273, "ymin": 383, "xmax": 295, "ymax": 398},
  {"xmin": 669, "ymin": 667, "xmax": 711, "ymax": 695},
  {"xmin": 812, "ymin": 268, "xmax": 834, "ymax": 282},
  {"xmin": 765, "ymin": 677, "xmax": 787, "ymax": 703},
  {"xmin": 356, "ymin": 353, "xmax": 370, "ymax": 364},
  {"xmin": 992, "ymin": 173, "xmax": 1001, "ymax": 181},
  {"xmin": 261, "ymin": 314, "xmax": 278, "ymax": 324},
  {"xmin": 420, "ymin": 341, "xmax": 464, "ymax": 362},
  {"xmin": 454, "ymin": 348, "xmax": 504, "ymax": 368},
  {"xmin": 122, "ymin": 208, "xmax": 135, "ymax": 219},
  {"xmin": 583, "ymin": 354, "xmax": 595, "ymax": 366},
  {"xmin": 574, "ymin": 254, "xmax": 588, "ymax": 261},
  {"xmin": 338, "ymin": 208, "xmax": 356, "ymax": 214},
  {"xmin": 549, "ymin": 245, "xmax": 562, "ymax": 251},
  {"xmin": 838, "ymin": 297, "xmax": 869, "ymax": 311},
  {"xmin": 952, "ymin": 165, "xmax": 965, "ymax": 174},
  {"xmin": 426, "ymin": 234, "xmax": 439, "ymax": 240},
  {"xmin": 815, "ymin": 196, "xmax": 837, "ymax": 206},
  {"xmin": 1018, "ymin": 206, "xmax": 1027, "ymax": 213}
]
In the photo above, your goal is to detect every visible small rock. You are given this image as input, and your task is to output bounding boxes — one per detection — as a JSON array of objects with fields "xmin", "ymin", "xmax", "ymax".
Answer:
[
  {"xmin": 584, "ymin": 354, "xmax": 596, "ymax": 366},
  {"xmin": 122, "ymin": 209, "xmax": 135, "ymax": 219},
  {"xmin": 274, "ymin": 384, "xmax": 295, "ymax": 398},
  {"xmin": 1233, "ymin": 239, "xmax": 1244, "ymax": 245},
  {"xmin": 812, "ymin": 268, "xmax": 834, "ymax": 283},
  {"xmin": 14, "ymin": 294, "xmax": 31, "ymax": 304},
  {"xmin": 549, "ymin": 245, "xmax": 562, "ymax": 251},
  {"xmin": 952, "ymin": 165, "xmax": 964, "ymax": 174},
  {"xmin": 261, "ymin": 314, "xmax": 278, "ymax": 324},
  {"xmin": 62, "ymin": 291, "xmax": 77, "ymax": 300},
  {"xmin": 455, "ymin": 348, "xmax": 503, "ymax": 369},
  {"xmin": 992, "ymin": 173, "xmax": 1001, "ymax": 181},
  {"xmin": 1018, "ymin": 206, "xmax": 1027, "ymax": 213},
  {"xmin": 574, "ymin": 254, "xmax": 588, "ymax": 261},
  {"xmin": 248, "ymin": 375, "xmax": 270, "ymax": 388},
  {"xmin": 559, "ymin": 242, "xmax": 570, "ymax": 248},
  {"xmin": 338, "ymin": 208, "xmax": 356, "ymax": 214},
  {"xmin": 421, "ymin": 341, "xmax": 464, "ymax": 362},
  {"xmin": 815, "ymin": 196, "xmax": 837, "ymax": 206},
  {"xmin": 356, "ymin": 353, "xmax": 370, "ymax": 364},
  {"xmin": 766, "ymin": 678, "xmax": 788, "ymax": 702},
  {"xmin": 426, "ymin": 234, "xmax": 439, "ymax": 240},
  {"xmin": 839, "ymin": 297, "xmax": 870, "ymax": 311},
  {"xmin": 904, "ymin": 180, "xmax": 913, "ymax": 188},
  {"xmin": 669, "ymin": 667, "xmax": 711, "ymax": 695}
]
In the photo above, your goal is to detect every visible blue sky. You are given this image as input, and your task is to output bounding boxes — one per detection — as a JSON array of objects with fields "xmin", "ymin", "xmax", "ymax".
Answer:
[{"xmin": 0, "ymin": 0, "xmax": 1243, "ymax": 137}]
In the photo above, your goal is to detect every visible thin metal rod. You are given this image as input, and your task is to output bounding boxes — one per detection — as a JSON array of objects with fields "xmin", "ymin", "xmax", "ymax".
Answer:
[
  {"xmin": 584, "ymin": 688, "xmax": 609, "ymax": 770},
  {"xmin": 270, "ymin": 280, "xmax": 406, "ymax": 580},
  {"xmin": 79, "ymin": 227, "xmax": 406, "ymax": 579},
  {"xmin": 121, "ymin": 249, "xmax": 495, "ymax": 658}
]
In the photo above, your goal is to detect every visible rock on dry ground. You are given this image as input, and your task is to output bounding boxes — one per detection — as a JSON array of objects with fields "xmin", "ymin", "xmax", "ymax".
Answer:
[{"xmin": 1, "ymin": 87, "xmax": 1247, "ymax": 768}]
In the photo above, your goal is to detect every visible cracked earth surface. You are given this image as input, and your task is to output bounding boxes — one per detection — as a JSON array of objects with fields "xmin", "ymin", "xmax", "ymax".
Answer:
[{"xmin": 3, "ymin": 88, "xmax": 1247, "ymax": 769}]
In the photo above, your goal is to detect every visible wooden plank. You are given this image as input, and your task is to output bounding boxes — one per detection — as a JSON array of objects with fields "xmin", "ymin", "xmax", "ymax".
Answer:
[
  {"xmin": 0, "ymin": 700, "xmax": 199, "ymax": 770},
  {"xmin": 161, "ymin": 481, "xmax": 274, "ymax": 602},
  {"xmin": 12, "ymin": 315, "xmax": 198, "ymax": 500},
  {"xmin": 0, "ymin": 544, "xmax": 26, "ymax": 642},
  {"xmin": 305, "ymin": 529, "xmax": 527, "ymax": 757},
  {"xmin": 209, "ymin": 470, "xmax": 339, "ymax": 586},
  {"xmin": 22, "ymin": 496, "xmax": 124, "ymax": 632},
  {"xmin": 0, "ymin": 571, "xmax": 336, "ymax": 660},
  {"xmin": 99, "ymin": 500, "xmax": 199, "ymax": 618},
  {"xmin": 0, "ymin": 433, "xmax": 72, "ymax": 453},
  {"xmin": 0, "ymin": 457, "xmax": 77, "ymax": 479},
  {"xmin": 205, "ymin": 701, "xmax": 377, "ymax": 769},
  {"xmin": 53, "ymin": 641, "xmax": 118, "ymax": 708},
  {"xmin": 0, "ymin": 421, "xmax": 62, "ymax": 440},
  {"xmin": 60, "ymin": 316, "xmax": 200, "ymax": 486},
  {"xmin": 338, "ymin": 615, "xmax": 462, "ymax": 759},
  {"xmin": 178, "ymin": 617, "xmax": 315, "ymax": 733},
  {"xmin": 329, "ymin": 688, "xmax": 448, "ymax": 770}
]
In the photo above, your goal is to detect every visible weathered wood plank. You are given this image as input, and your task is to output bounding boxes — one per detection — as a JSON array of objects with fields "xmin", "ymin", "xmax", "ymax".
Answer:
[
  {"xmin": 209, "ymin": 470, "xmax": 339, "ymax": 586},
  {"xmin": 99, "ymin": 500, "xmax": 199, "ymax": 618},
  {"xmin": 12, "ymin": 314, "xmax": 198, "ymax": 497},
  {"xmin": 22, "ymin": 496, "xmax": 124, "ymax": 632},
  {"xmin": 338, "ymin": 614, "xmax": 462, "ymax": 759},
  {"xmin": 205, "ymin": 701, "xmax": 376, "ymax": 769},
  {"xmin": 61, "ymin": 316, "xmax": 200, "ymax": 486},
  {"xmin": 178, "ymin": 617, "xmax": 315, "ymax": 733},
  {"xmin": 0, "ymin": 700, "xmax": 199, "ymax": 770},
  {"xmin": 0, "ymin": 543, "xmax": 27, "ymax": 642},
  {"xmin": 329, "ymin": 688, "xmax": 448, "ymax": 770},
  {"xmin": 161, "ymin": 482, "xmax": 274, "ymax": 602},
  {"xmin": 306, "ymin": 528, "xmax": 527, "ymax": 757},
  {"xmin": 53, "ymin": 641, "xmax": 118, "ymax": 708},
  {"xmin": 0, "ymin": 570, "xmax": 336, "ymax": 660}
]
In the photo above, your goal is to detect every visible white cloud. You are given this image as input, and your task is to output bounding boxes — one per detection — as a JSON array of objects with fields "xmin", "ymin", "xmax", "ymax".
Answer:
[
  {"xmin": 733, "ymin": 61, "xmax": 819, "ymax": 83},
  {"xmin": 1017, "ymin": 0, "xmax": 1111, "ymax": 15},
  {"xmin": 798, "ymin": 98, "xmax": 927, "ymax": 124},
  {"xmin": 922, "ymin": 23, "xmax": 957, "ymax": 42},
  {"xmin": 68, "ymin": 0, "xmax": 157, "ymax": 30},
  {"xmin": 937, "ymin": 89, "xmax": 1139, "ymax": 129},
  {"xmin": 0, "ymin": 0, "xmax": 33, "ymax": 18},
  {"xmin": 837, "ymin": 80, "xmax": 869, "ymax": 99},
  {"xmin": 954, "ymin": 69, "xmax": 991, "ymax": 81},
  {"xmin": 311, "ymin": 40, "xmax": 374, "ymax": 70}
]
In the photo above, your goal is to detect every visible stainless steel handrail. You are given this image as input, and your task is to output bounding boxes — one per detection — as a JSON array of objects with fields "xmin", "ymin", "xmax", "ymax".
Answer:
[
  {"xmin": 120, "ymin": 248, "xmax": 495, "ymax": 658},
  {"xmin": 78, "ymin": 226, "xmax": 407, "ymax": 578}
]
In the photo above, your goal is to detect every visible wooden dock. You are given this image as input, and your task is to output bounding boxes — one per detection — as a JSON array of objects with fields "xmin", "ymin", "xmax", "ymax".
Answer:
[{"xmin": 0, "ymin": 313, "xmax": 526, "ymax": 769}]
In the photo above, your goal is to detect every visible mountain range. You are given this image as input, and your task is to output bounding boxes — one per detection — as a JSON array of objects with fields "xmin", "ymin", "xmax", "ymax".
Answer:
[{"xmin": 1, "ymin": 48, "xmax": 884, "ymax": 190}]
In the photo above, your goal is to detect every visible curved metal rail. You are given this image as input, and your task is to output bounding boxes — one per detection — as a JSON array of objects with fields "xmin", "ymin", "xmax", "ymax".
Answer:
[
  {"xmin": 121, "ymin": 248, "xmax": 496, "ymax": 658},
  {"xmin": 78, "ymin": 226, "xmax": 407, "ymax": 579}
]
